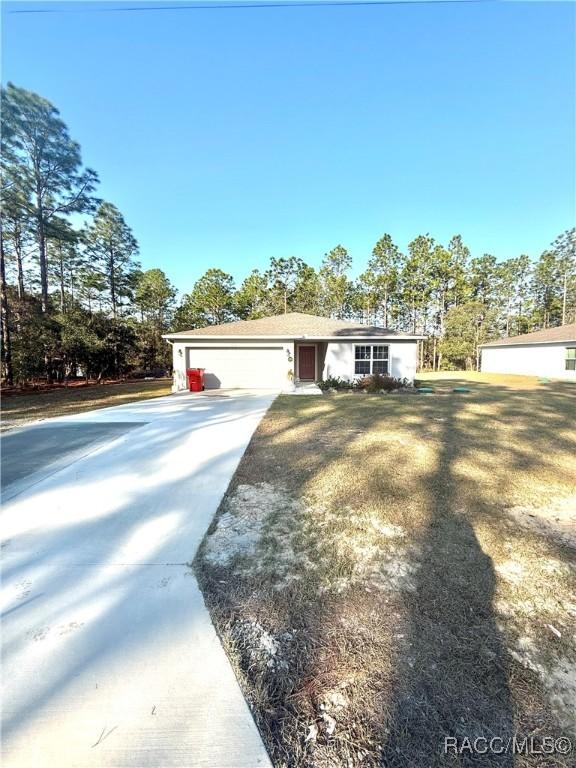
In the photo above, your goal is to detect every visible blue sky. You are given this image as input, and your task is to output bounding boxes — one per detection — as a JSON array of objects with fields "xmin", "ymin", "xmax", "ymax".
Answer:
[{"xmin": 2, "ymin": 0, "xmax": 575, "ymax": 295}]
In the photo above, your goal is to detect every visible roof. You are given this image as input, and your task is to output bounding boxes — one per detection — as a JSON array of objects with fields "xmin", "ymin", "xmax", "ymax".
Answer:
[
  {"xmin": 164, "ymin": 312, "xmax": 424, "ymax": 340},
  {"xmin": 480, "ymin": 323, "xmax": 576, "ymax": 348}
]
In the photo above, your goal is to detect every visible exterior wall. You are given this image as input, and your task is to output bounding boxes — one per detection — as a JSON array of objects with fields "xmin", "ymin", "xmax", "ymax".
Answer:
[
  {"xmin": 170, "ymin": 339, "xmax": 295, "ymax": 391},
  {"xmin": 323, "ymin": 340, "xmax": 418, "ymax": 383},
  {"xmin": 171, "ymin": 342, "xmax": 188, "ymax": 391},
  {"xmin": 169, "ymin": 337, "xmax": 420, "ymax": 391},
  {"xmin": 481, "ymin": 342, "xmax": 576, "ymax": 379}
]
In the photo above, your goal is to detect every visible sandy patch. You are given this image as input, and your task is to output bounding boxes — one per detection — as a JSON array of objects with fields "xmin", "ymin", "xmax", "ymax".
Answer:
[
  {"xmin": 230, "ymin": 619, "xmax": 293, "ymax": 672},
  {"xmin": 507, "ymin": 495, "xmax": 576, "ymax": 548},
  {"xmin": 547, "ymin": 660, "xmax": 576, "ymax": 733},
  {"xmin": 495, "ymin": 546, "xmax": 576, "ymax": 736},
  {"xmin": 507, "ymin": 632, "xmax": 576, "ymax": 736},
  {"xmin": 203, "ymin": 483, "xmax": 417, "ymax": 593},
  {"xmin": 203, "ymin": 482, "xmax": 302, "ymax": 566}
]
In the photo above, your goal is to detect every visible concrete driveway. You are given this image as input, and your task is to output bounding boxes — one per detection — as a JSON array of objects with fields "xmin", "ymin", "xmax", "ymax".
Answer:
[{"xmin": 1, "ymin": 391, "xmax": 276, "ymax": 768}]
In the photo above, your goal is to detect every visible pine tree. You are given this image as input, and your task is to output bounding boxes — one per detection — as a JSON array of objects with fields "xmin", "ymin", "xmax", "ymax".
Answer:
[
  {"xmin": 266, "ymin": 257, "xmax": 305, "ymax": 315},
  {"xmin": 293, "ymin": 265, "xmax": 322, "ymax": 315},
  {"xmin": 400, "ymin": 235, "xmax": 434, "ymax": 335},
  {"xmin": 359, "ymin": 234, "xmax": 400, "ymax": 326},
  {"xmin": 1, "ymin": 83, "xmax": 98, "ymax": 312},
  {"xmin": 235, "ymin": 270, "xmax": 270, "ymax": 319},
  {"xmin": 174, "ymin": 269, "xmax": 236, "ymax": 329},
  {"xmin": 320, "ymin": 245, "xmax": 353, "ymax": 319},
  {"xmin": 531, "ymin": 251, "xmax": 563, "ymax": 328},
  {"xmin": 83, "ymin": 203, "xmax": 140, "ymax": 318},
  {"xmin": 552, "ymin": 228, "xmax": 576, "ymax": 324},
  {"xmin": 46, "ymin": 217, "xmax": 80, "ymax": 314}
]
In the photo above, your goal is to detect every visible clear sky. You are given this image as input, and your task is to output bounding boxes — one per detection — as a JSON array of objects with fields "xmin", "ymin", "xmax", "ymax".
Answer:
[{"xmin": 2, "ymin": 0, "xmax": 575, "ymax": 295}]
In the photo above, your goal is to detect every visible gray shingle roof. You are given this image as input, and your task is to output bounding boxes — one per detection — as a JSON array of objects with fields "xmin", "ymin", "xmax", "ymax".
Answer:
[
  {"xmin": 164, "ymin": 312, "xmax": 423, "ymax": 339},
  {"xmin": 480, "ymin": 323, "xmax": 576, "ymax": 347}
]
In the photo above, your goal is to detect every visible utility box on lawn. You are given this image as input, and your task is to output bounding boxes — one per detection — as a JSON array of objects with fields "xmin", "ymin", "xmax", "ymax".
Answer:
[{"xmin": 186, "ymin": 368, "xmax": 205, "ymax": 392}]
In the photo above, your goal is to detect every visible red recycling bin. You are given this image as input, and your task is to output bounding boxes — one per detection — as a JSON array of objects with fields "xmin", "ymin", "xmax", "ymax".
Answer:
[{"xmin": 186, "ymin": 368, "xmax": 205, "ymax": 392}]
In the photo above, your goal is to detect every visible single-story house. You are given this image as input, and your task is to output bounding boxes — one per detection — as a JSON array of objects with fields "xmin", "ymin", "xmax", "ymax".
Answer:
[
  {"xmin": 163, "ymin": 312, "xmax": 424, "ymax": 391},
  {"xmin": 479, "ymin": 323, "xmax": 576, "ymax": 379}
]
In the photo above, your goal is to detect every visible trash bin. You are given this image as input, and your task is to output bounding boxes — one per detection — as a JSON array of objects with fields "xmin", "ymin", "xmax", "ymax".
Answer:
[{"xmin": 186, "ymin": 368, "xmax": 205, "ymax": 392}]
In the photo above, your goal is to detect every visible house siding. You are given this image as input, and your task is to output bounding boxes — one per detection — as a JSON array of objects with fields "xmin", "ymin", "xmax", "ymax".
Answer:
[
  {"xmin": 481, "ymin": 342, "xmax": 576, "ymax": 379},
  {"xmin": 323, "ymin": 340, "xmax": 418, "ymax": 382},
  {"xmin": 170, "ymin": 337, "xmax": 420, "ymax": 391}
]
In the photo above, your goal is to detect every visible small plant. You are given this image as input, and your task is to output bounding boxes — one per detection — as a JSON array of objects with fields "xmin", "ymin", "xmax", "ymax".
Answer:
[
  {"xmin": 355, "ymin": 373, "xmax": 408, "ymax": 393},
  {"xmin": 317, "ymin": 376, "xmax": 353, "ymax": 391}
]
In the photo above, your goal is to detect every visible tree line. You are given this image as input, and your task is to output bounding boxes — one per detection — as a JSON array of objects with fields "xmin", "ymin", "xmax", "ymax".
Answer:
[
  {"xmin": 176, "ymin": 229, "xmax": 575, "ymax": 370},
  {"xmin": 1, "ymin": 82, "xmax": 575, "ymax": 384},
  {"xmin": 1, "ymin": 83, "xmax": 176, "ymax": 385}
]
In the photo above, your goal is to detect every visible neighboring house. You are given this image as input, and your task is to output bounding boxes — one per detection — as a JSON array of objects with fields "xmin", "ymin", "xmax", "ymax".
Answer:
[
  {"xmin": 164, "ymin": 312, "xmax": 424, "ymax": 391},
  {"xmin": 480, "ymin": 323, "xmax": 576, "ymax": 379}
]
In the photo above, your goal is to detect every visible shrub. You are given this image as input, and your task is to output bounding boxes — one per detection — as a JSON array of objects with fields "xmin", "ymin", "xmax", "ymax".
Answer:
[
  {"xmin": 317, "ymin": 376, "xmax": 353, "ymax": 391},
  {"xmin": 355, "ymin": 374, "xmax": 408, "ymax": 393}
]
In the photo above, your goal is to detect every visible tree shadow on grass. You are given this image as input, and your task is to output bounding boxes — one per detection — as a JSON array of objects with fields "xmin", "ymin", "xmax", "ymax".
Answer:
[
  {"xmin": 379, "ymin": 406, "xmax": 515, "ymax": 767},
  {"xmin": 374, "ymin": 390, "xmax": 571, "ymax": 766},
  {"xmin": 200, "ymin": 383, "xmax": 576, "ymax": 767}
]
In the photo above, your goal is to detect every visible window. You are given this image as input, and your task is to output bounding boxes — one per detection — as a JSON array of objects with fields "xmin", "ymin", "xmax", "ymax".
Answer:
[
  {"xmin": 566, "ymin": 348, "xmax": 576, "ymax": 371},
  {"xmin": 355, "ymin": 345, "xmax": 389, "ymax": 375}
]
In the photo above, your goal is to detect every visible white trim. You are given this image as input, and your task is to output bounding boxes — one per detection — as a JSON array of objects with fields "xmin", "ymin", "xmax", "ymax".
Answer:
[
  {"xmin": 480, "ymin": 338, "xmax": 576, "ymax": 348},
  {"xmin": 478, "ymin": 336, "xmax": 576, "ymax": 349}
]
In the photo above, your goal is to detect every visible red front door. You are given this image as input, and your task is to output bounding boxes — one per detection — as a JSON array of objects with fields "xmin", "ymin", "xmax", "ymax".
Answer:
[{"xmin": 298, "ymin": 346, "xmax": 316, "ymax": 380}]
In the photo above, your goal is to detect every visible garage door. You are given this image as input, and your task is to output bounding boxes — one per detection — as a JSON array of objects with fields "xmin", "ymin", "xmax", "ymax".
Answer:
[{"xmin": 186, "ymin": 346, "xmax": 287, "ymax": 389}]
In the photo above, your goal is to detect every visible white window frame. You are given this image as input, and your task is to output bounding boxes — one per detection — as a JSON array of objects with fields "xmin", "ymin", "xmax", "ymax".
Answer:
[
  {"xmin": 566, "ymin": 347, "xmax": 576, "ymax": 371},
  {"xmin": 354, "ymin": 344, "xmax": 389, "ymax": 376}
]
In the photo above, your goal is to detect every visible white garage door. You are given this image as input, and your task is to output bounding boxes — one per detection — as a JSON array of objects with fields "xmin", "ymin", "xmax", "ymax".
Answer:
[{"xmin": 186, "ymin": 346, "xmax": 287, "ymax": 389}]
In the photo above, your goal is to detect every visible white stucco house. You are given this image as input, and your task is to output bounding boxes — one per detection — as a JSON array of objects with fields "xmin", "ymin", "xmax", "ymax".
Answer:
[
  {"xmin": 164, "ymin": 312, "xmax": 424, "ymax": 391},
  {"xmin": 480, "ymin": 322, "xmax": 576, "ymax": 379}
]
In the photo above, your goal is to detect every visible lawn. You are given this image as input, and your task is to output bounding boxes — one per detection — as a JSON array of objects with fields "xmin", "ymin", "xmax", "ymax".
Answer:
[
  {"xmin": 417, "ymin": 370, "xmax": 566, "ymax": 391},
  {"xmin": 195, "ymin": 373, "xmax": 576, "ymax": 768},
  {"xmin": 1, "ymin": 379, "xmax": 172, "ymax": 430}
]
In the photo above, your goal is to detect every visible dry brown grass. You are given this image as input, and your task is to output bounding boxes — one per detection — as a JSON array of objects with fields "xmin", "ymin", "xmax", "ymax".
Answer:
[
  {"xmin": 195, "ymin": 374, "xmax": 576, "ymax": 768},
  {"xmin": 417, "ymin": 370, "xmax": 558, "ymax": 391},
  {"xmin": 1, "ymin": 379, "xmax": 172, "ymax": 430}
]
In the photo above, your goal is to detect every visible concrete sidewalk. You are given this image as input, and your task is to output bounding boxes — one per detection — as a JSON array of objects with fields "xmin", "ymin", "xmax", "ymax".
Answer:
[{"xmin": 1, "ymin": 391, "xmax": 276, "ymax": 767}]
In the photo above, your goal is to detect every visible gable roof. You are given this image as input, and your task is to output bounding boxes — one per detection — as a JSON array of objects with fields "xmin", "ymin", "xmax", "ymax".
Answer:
[
  {"xmin": 480, "ymin": 323, "xmax": 576, "ymax": 348},
  {"xmin": 164, "ymin": 312, "xmax": 424, "ymax": 340}
]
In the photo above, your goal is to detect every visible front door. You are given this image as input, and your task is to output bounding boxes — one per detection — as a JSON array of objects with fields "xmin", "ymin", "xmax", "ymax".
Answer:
[{"xmin": 298, "ymin": 345, "xmax": 316, "ymax": 380}]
